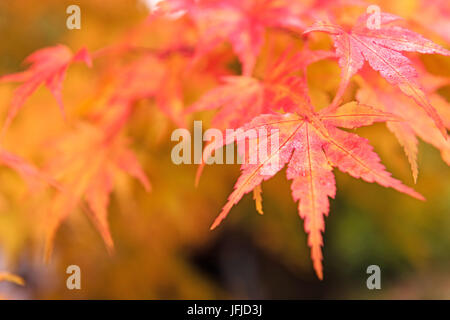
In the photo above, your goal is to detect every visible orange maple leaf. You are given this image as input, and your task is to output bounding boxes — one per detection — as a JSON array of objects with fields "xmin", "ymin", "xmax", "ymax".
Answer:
[
  {"xmin": 0, "ymin": 45, "xmax": 92, "ymax": 137},
  {"xmin": 44, "ymin": 109, "xmax": 150, "ymax": 260},
  {"xmin": 209, "ymin": 79, "xmax": 423, "ymax": 279}
]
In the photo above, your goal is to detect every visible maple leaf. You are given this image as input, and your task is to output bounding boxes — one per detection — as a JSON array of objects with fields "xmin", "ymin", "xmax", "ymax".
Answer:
[
  {"xmin": 304, "ymin": 12, "xmax": 450, "ymax": 138},
  {"xmin": 208, "ymin": 80, "xmax": 424, "ymax": 279},
  {"xmin": 186, "ymin": 48, "xmax": 334, "ymax": 185},
  {"xmin": 167, "ymin": 0, "xmax": 306, "ymax": 76},
  {"xmin": 188, "ymin": 76, "xmax": 266, "ymax": 129},
  {"xmin": 0, "ymin": 45, "xmax": 92, "ymax": 136},
  {"xmin": 44, "ymin": 109, "xmax": 150, "ymax": 260},
  {"xmin": 357, "ymin": 67, "xmax": 450, "ymax": 181},
  {"xmin": 188, "ymin": 48, "xmax": 334, "ymax": 128}
]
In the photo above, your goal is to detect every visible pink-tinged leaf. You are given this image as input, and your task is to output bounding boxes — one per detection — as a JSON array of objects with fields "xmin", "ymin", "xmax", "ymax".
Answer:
[
  {"xmin": 210, "ymin": 100, "xmax": 423, "ymax": 278},
  {"xmin": 189, "ymin": 51, "xmax": 334, "ymax": 186},
  {"xmin": 286, "ymin": 125, "xmax": 336, "ymax": 280},
  {"xmin": 304, "ymin": 13, "xmax": 450, "ymax": 138},
  {"xmin": 0, "ymin": 45, "xmax": 92, "ymax": 136},
  {"xmin": 304, "ymin": 23, "xmax": 364, "ymax": 108},
  {"xmin": 187, "ymin": 48, "xmax": 333, "ymax": 130},
  {"xmin": 184, "ymin": 0, "xmax": 306, "ymax": 76},
  {"xmin": 360, "ymin": 26, "xmax": 450, "ymax": 55},
  {"xmin": 210, "ymin": 113, "xmax": 299, "ymax": 230},
  {"xmin": 187, "ymin": 76, "xmax": 266, "ymax": 129},
  {"xmin": 188, "ymin": 76, "xmax": 266, "ymax": 187},
  {"xmin": 229, "ymin": 22, "xmax": 265, "ymax": 76}
]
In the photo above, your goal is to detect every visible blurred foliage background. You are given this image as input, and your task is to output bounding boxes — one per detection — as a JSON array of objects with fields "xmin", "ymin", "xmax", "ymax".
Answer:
[{"xmin": 0, "ymin": 0, "xmax": 449, "ymax": 299}]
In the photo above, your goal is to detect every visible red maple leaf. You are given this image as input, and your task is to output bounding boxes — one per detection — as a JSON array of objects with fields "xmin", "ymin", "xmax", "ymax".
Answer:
[
  {"xmin": 304, "ymin": 12, "xmax": 450, "ymax": 138},
  {"xmin": 187, "ymin": 48, "xmax": 334, "ymax": 185},
  {"xmin": 187, "ymin": 48, "xmax": 334, "ymax": 128}
]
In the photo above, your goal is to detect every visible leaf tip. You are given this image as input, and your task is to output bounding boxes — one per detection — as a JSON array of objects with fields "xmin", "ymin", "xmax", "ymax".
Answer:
[
  {"xmin": 314, "ymin": 263, "xmax": 323, "ymax": 280},
  {"xmin": 253, "ymin": 185, "xmax": 264, "ymax": 215},
  {"xmin": 194, "ymin": 164, "xmax": 204, "ymax": 188}
]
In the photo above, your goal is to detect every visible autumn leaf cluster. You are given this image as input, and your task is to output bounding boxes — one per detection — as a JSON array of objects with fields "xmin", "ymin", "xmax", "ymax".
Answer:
[{"xmin": 0, "ymin": 0, "xmax": 449, "ymax": 280}]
